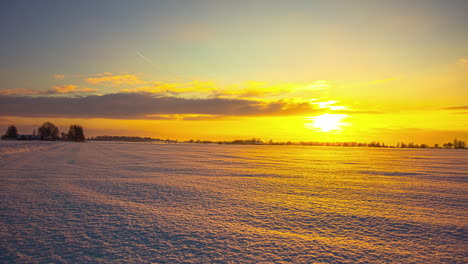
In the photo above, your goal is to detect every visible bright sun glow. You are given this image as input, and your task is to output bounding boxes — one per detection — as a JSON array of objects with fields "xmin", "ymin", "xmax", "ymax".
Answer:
[{"xmin": 306, "ymin": 113, "xmax": 349, "ymax": 132}]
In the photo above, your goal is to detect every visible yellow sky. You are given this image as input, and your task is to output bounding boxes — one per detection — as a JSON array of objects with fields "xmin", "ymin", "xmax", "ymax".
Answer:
[
  {"xmin": 1, "ymin": 1, "xmax": 467, "ymax": 145},
  {"xmin": 2, "ymin": 58, "xmax": 467, "ymax": 145}
]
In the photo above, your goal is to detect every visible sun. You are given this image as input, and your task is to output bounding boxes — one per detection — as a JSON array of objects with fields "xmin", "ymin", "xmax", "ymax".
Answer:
[{"xmin": 306, "ymin": 113, "xmax": 349, "ymax": 132}]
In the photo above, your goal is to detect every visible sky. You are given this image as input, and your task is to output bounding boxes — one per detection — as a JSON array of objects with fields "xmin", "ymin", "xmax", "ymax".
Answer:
[{"xmin": 0, "ymin": 0, "xmax": 467, "ymax": 144}]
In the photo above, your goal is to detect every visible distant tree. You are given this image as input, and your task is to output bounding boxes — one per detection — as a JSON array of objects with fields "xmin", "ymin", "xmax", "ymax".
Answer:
[
  {"xmin": 38, "ymin": 122, "xmax": 60, "ymax": 141},
  {"xmin": 434, "ymin": 144, "xmax": 439, "ymax": 149},
  {"xmin": 67, "ymin": 124, "xmax": 85, "ymax": 142},
  {"xmin": 460, "ymin": 141, "xmax": 466, "ymax": 149},
  {"xmin": 1, "ymin": 125, "xmax": 19, "ymax": 140},
  {"xmin": 443, "ymin": 142, "xmax": 454, "ymax": 149},
  {"xmin": 453, "ymin": 139, "xmax": 465, "ymax": 149},
  {"xmin": 61, "ymin": 132, "xmax": 68, "ymax": 141}
]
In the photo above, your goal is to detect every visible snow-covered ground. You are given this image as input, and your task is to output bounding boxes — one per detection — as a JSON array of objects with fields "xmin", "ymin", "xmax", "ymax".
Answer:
[
  {"xmin": 0, "ymin": 141, "xmax": 466, "ymax": 263},
  {"xmin": 0, "ymin": 141, "xmax": 62, "ymax": 158}
]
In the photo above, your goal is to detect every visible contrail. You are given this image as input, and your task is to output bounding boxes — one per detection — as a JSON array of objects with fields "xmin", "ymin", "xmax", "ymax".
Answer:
[{"xmin": 136, "ymin": 50, "xmax": 154, "ymax": 65}]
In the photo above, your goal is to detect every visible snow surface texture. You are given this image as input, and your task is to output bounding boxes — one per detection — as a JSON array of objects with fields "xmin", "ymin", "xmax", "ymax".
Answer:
[
  {"xmin": 0, "ymin": 141, "xmax": 61, "ymax": 158},
  {"xmin": 0, "ymin": 141, "xmax": 466, "ymax": 263}
]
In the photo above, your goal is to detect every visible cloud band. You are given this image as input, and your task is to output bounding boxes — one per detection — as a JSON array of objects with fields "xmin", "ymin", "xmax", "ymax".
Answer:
[{"xmin": 0, "ymin": 93, "xmax": 319, "ymax": 119}]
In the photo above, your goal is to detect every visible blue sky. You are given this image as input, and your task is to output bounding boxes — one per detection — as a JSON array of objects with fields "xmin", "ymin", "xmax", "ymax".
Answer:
[{"xmin": 1, "ymin": 0, "xmax": 467, "ymax": 88}]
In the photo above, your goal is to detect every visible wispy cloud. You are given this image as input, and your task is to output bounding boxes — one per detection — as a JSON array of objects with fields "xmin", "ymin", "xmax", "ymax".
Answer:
[
  {"xmin": 213, "ymin": 80, "xmax": 331, "ymax": 99},
  {"xmin": 443, "ymin": 105, "xmax": 468, "ymax": 114},
  {"xmin": 121, "ymin": 80, "xmax": 331, "ymax": 100},
  {"xmin": 86, "ymin": 73, "xmax": 146, "ymax": 85},
  {"xmin": 444, "ymin": 106, "xmax": 468, "ymax": 110},
  {"xmin": 120, "ymin": 80, "xmax": 218, "ymax": 98}
]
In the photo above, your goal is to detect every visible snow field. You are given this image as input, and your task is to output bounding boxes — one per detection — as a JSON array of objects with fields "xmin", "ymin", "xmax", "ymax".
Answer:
[{"xmin": 0, "ymin": 141, "xmax": 466, "ymax": 263}]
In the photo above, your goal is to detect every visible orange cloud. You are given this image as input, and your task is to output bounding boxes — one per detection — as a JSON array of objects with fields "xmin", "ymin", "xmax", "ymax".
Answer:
[
  {"xmin": 52, "ymin": 85, "xmax": 78, "ymax": 93},
  {"xmin": 0, "ymin": 88, "xmax": 43, "ymax": 96},
  {"xmin": 0, "ymin": 86, "xmax": 98, "ymax": 96},
  {"xmin": 51, "ymin": 85, "xmax": 98, "ymax": 94},
  {"xmin": 120, "ymin": 80, "xmax": 331, "ymax": 100},
  {"xmin": 0, "ymin": 84, "xmax": 98, "ymax": 96},
  {"xmin": 80, "ymin": 87, "xmax": 99, "ymax": 92},
  {"xmin": 213, "ymin": 81, "xmax": 330, "ymax": 99},
  {"xmin": 86, "ymin": 74, "xmax": 146, "ymax": 85}
]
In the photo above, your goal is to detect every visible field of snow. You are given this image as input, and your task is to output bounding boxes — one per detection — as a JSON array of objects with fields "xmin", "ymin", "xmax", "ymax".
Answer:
[{"xmin": 0, "ymin": 141, "xmax": 466, "ymax": 263}]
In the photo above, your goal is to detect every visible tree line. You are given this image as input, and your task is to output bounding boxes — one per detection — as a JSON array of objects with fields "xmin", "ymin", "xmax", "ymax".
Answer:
[
  {"xmin": 1, "ymin": 122, "xmax": 85, "ymax": 142},
  {"xmin": 89, "ymin": 136, "xmax": 160, "ymax": 142},
  {"xmin": 2, "ymin": 125, "xmax": 466, "ymax": 148},
  {"xmin": 197, "ymin": 138, "xmax": 466, "ymax": 149},
  {"xmin": 89, "ymin": 136, "xmax": 178, "ymax": 143}
]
